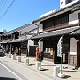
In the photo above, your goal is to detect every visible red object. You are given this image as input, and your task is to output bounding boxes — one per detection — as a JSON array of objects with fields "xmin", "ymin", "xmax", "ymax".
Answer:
[{"xmin": 36, "ymin": 47, "xmax": 40, "ymax": 58}]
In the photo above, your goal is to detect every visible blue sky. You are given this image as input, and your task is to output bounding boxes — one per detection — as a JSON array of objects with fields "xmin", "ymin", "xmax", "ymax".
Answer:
[{"xmin": 0, "ymin": 0, "xmax": 60, "ymax": 32}]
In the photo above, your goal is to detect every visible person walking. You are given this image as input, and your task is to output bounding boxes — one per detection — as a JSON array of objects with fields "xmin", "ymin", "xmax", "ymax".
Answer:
[
  {"xmin": 36, "ymin": 47, "xmax": 40, "ymax": 61},
  {"xmin": 5, "ymin": 45, "xmax": 9, "ymax": 53}
]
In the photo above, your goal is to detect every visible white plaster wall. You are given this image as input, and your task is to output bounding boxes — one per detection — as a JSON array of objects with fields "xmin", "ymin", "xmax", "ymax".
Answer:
[
  {"xmin": 19, "ymin": 36, "xmax": 26, "ymax": 40},
  {"xmin": 69, "ymin": 13, "xmax": 78, "ymax": 24},
  {"xmin": 27, "ymin": 35, "xmax": 34, "ymax": 46},
  {"xmin": 39, "ymin": 41, "xmax": 43, "ymax": 52},
  {"xmin": 70, "ymin": 38, "xmax": 77, "ymax": 55},
  {"xmin": 28, "ymin": 40, "xmax": 34, "ymax": 46},
  {"xmin": 39, "ymin": 24, "xmax": 43, "ymax": 33},
  {"xmin": 27, "ymin": 40, "xmax": 34, "ymax": 52},
  {"xmin": 60, "ymin": 0, "xmax": 66, "ymax": 8},
  {"xmin": 60, "ymin": 0, "xmax": 79, "ymax": 9},
  {"xmin": 30, "ymin": 29, "xmax": 37, "ymax": 33},
  {"xmin": 27, "ymin": 35, "xmax": 32, "ymax": 39}
]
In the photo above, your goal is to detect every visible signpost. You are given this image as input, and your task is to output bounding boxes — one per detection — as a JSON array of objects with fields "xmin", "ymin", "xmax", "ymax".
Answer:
[{"xmin": 57, "ymin": 35, "xmax": 65, "ymax": 78}]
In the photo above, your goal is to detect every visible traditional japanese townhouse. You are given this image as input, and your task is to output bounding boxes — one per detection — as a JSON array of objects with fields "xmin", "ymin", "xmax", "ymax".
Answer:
[
  {"xmin": 19, "ymin": 24, "xmax": 38, "ymax": 56},
  {"xmin": 0, "ymin": 24, "xmax": 38, "ymax": 56},
  {"xmin": 31, "ymin": 0, "xmax": 80, "ymax": 67}
]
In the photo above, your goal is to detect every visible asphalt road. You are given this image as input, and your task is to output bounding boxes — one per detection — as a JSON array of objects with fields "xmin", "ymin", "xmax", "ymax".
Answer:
[{"xmin": 0, "ymin": 58, "xmax": 27, "ymax": 80}]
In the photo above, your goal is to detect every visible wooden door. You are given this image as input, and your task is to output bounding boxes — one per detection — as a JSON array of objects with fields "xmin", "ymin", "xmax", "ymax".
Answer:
[{"xmin": 77, "ymin": 41, "xmax": 80, "ymax": 67}]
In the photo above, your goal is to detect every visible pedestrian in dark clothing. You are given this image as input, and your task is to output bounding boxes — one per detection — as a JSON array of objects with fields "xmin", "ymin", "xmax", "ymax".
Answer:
[{"xmin": 6, "ymin": 45, "xmax": 9, "ymax": 53}]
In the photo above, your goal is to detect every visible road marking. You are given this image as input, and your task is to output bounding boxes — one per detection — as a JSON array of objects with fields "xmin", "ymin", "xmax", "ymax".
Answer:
[{"xmin": 1, "ymin": 63, "xmax": 23, "ymax": 80}]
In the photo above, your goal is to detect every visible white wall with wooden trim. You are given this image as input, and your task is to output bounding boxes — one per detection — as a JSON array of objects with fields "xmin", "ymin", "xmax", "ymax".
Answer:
[
  {"xmin": 69, "ymin": 13, "xmax": 78, "ymax": 24},
  {"xmin": 70, "ymin": 38, "xmax": 77, "ymax": 55},
  {"xmin": 39, "ymin": 24, "xmax": 43, "ymax": 33}
]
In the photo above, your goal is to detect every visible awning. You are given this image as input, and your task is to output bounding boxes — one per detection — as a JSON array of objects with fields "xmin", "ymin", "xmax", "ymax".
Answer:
[
  {"xmin": 8, "ymin": 39, "xmax": 27, "ymax": 43},
  {"xmin": 31, "ymin": 26, "xmax": 80, "ymax": 40},
  {"xmin": 71, "ymin": 2, "xmax": 80, "ymax": 12},
  {"xmin": 8, "ymin": 39, "xmax": 21, "ymax": 43},
  {"xmin": 70, "ymin": 27, "xmax": 80, "ymax": 35},
  {"xmin": 0, "ymin": 40, "xmax": 9, "ymax": 44}
]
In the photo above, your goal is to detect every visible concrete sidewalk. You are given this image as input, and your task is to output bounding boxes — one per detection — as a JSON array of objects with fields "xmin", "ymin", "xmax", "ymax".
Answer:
[{"xmin": 5, "ymin": 54, "xmax": 80, "ymax": 80}]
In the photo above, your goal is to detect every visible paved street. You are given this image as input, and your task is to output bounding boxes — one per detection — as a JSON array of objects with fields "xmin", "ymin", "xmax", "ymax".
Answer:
[
  {"xmin": 0, "ymin": 55, "xmax": 80, "ymax": 80},
  {"xmin": 0, "ymin": 56, "xmax": 54, "ymax": 80},
  {"xmin": 0, "ymin": 62, "xmax": 18, "ymax": 80},
  {"xmin": 0, "ymin": 58, "xmax": 28, "ymax": 80}
]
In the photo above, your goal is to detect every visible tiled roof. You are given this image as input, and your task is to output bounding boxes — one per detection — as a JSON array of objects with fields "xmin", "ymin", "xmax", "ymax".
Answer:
[
  {"xmin": 21, "ymin": 24, "xmax": 38, "ymax": 35},
  {"xmin": 32, "ymin": 8, "xmax": 71, "ymax": 23},
  {"xmin": 32, "ymin": 1, "xmax": 80, "ymax": 23},
  {"xmin": 71, "ymin": 27, "xmax": 80, "ymax": 34},
  {"xmin": 31, "ymin": 26, "xmax": 80, "ymax": 40},
  {"xmin": 8, "ymin": 39, "xmax": 26, "ymax": 43},
  {"xmin": 2, "ymin": 24, "xmax": 31, "ymax": 35},
  {"xmin": 1, "ymin": 24, "xmax": 38, "ymax": 36},
  {"xmin": 8, "ymin": 24, "xmax": 31, "ymax": 34}
]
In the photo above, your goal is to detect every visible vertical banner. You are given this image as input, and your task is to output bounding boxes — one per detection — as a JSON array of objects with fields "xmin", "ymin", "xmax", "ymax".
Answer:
[{"xmin": 57, "ymin": 36, "xmax": 63, "ymax": 57}]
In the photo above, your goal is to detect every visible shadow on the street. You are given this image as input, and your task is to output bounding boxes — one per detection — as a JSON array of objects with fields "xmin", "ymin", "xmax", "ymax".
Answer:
[
  {"xmin": 62, "ymin": 70, "xmax": 77, "ymax": 72},
  {"xmin": 21, "ymin": 61, "xmax": 24, "ymax": 63},
  {"xmin": 60, "ymin": 75, "xmax": 71, "ymax": 79},
  {"xmin": 30, "ymin": 64, "xmax": 35, "ymax": 66},
  {"xmin": 0, "ymin": 77, "xmax": 17, "ymax": 80},
  {"xmin": 40, "ymin": 68, "xmax": 49, "ymax": 71},
  {"xmin": 0, "ymin": 55, "xmax": 5, "ymax": 57},
  {"xmin": 26, "ymin": 64, "xmax": 35, "ymax": 66}
]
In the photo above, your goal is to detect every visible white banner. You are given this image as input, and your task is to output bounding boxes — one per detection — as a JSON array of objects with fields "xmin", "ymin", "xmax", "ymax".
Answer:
[{"xmin": 57, "ymin": 36, "xmax": 63, "ymax": 57}]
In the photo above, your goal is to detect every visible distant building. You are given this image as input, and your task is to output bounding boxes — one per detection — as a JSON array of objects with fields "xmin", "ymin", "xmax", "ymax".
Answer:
[
  {"xmin": 2, "ymin": 29, "xmax": 7, "ymax": 33},
  {"xmin": 60, "ymin": 0, "xmax": 79, "ymax": 8}
]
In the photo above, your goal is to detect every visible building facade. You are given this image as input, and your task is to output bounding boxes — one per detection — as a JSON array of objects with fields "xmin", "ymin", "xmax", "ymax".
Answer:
[
  {"xmin": 0, "ymin": 0, "xmax": 80, "ymax": 68},
  {"xmin": 0, "ymin": 24, "xmax": 38, "ymax": 57},
  {"xmin": 32, "ymin": 0, "xmax": 80, "ymax": 67}
]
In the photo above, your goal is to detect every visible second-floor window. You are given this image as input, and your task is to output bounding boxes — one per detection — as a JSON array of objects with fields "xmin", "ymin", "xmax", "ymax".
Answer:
[
  {"xmin": 43, "ymin": 21, "xmax": 54, "ymax": 29},
  {"xmin": 55, "ymin": 16, "xmax": 68, "ymax": 26},
  {"xmin": 43, "ymin": 15, "xmax": 69, "ymax": 30}
]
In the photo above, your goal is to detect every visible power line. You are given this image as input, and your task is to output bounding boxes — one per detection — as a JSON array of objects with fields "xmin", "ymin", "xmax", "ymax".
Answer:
[
  {"xmin": 0, "ymin": 0, "xmax": 16, "ymax": 20},
  {"xmin": 0, "ymin": 0, "xmax": 7, "ymax": 13},
  {"xmin": 0, "ymin": 0, "xmax": 5, "ymax": 6},
  {"xmin": 0, "ymin": 0, "xmax": 3, "ymax": 5},
  {"xmin": 11, "ymin": 0, "xmax": 20, "ymax": 8}
]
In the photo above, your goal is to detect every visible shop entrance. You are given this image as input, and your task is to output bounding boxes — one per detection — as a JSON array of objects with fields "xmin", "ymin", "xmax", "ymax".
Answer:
[{"xmin": 77, "ymin": 41, "xmax": 80, "ymax": 67}]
